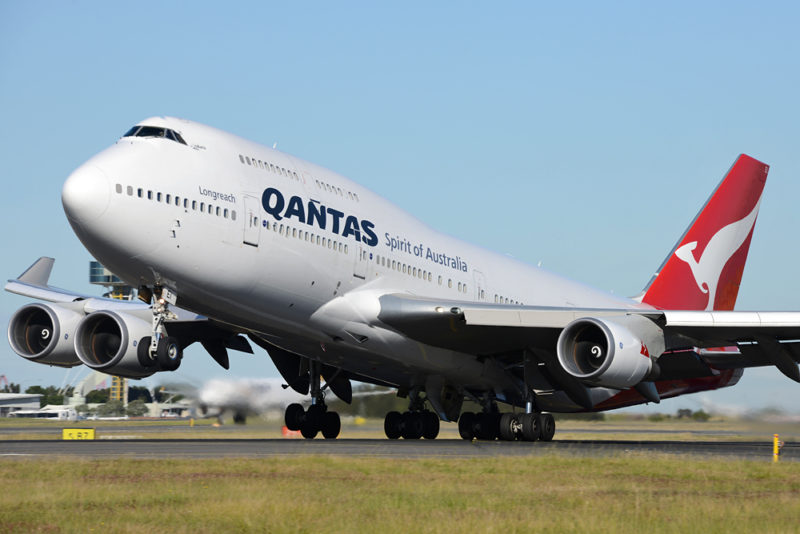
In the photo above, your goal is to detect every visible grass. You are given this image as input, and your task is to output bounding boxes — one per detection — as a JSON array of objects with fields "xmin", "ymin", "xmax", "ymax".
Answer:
[{"xmin": 1, "ymin": 454, "xmax": 799, "ymax": 533}]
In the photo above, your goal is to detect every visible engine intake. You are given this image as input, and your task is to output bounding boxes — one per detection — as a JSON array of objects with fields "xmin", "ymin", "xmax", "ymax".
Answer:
[
  {"xmin": 556, "ymin": 315, "xmax": 664, "ymax": 389},
  {"xmin": 74, "ymin": 311, "xmax": 155, "ymax": 378},
  {"xmin": 7, "ymin": 303, "xmax": 83, "ymax": 367}
]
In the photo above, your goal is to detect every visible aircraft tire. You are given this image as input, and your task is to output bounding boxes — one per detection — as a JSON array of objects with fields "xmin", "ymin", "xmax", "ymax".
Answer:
[
  {"xmin": 539, "ymin": 413, "xmax": 556, "ymax": 442},
  {"xmin": 137, "ymin": 336, "xmax": 156, "ymax": 368},
  {"xmin": 156, "ymin": 336, "xmax": 182, "ymax": 371},
  {"xmin": 401, "ymin": 411, "xmax": 424, "ymax": 440},
  {"xmin": 285, "ymin": 403, "xmax": 304, "ymax": 431},
  {"xmin": 384, "ymin": 411, "xmax": 402, "ymax": 439},
  {"xmin": 422, "ymin": 411, "xmax": 440, "ymax": 439},
  {"xmin": 300, "ymin": 420, "xmax": 318, "ymax": 439},
  {"xmin": 321, "ymin": 411, "xmax": 341, "ymax": 439},
  {"xmin": 499, "ymin": 413, "xmax": 518, "ymax": 441},
  {"xmin": 520, "ymin": 413, "xmax": 540, "ymax": 442},
  {"xmin": 475, "ymin": 413, "xmax": 498, "ymax": 441},
  {"xmin": 458, "ymin": 412, "xmax": 475, "ymax": 440}
]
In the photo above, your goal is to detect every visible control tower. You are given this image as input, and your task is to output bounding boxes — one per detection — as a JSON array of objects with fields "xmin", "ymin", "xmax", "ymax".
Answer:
[{"xmin": 89, "ymin": 261, "xmax": 136, "ymax": 403}]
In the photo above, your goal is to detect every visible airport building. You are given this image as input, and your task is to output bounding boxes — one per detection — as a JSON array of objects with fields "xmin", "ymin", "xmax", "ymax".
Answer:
[{"xmin": 0, "ymin": 393, "xmax": 42, "ymax": 417}]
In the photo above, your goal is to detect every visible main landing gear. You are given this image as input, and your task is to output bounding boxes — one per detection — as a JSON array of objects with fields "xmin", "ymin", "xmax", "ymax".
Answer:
[
  {"xmin": 458, "ymin": 411, "xmax": 555, "ymax": 442},
  {"xmin": 383, "ymin": 389, "xmax": 441, "ymax": 440},
  {"xmin": 136, "ymin": 286, "xmax": 183, "ymax": 372},
  {"xmin": 283, "ymin": 360, "xmax": 341, "ymax": 439}
]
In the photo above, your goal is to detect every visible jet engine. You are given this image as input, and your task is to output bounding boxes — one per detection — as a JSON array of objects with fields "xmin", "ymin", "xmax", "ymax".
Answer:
[
  {"xmin": 556, "ymin": 315, "xmax": 664, "ymax": 389},
  {"xmin": 74, "ymin": 310, "xmax": 155, "ymax": 378},
  {"xmin": 7, "ymin": 303, "xmax": 83, "ymax": 367}
]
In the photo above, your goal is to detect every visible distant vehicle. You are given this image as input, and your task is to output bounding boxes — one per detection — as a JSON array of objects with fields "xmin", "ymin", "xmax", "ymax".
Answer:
[
  {"xmin": 6, "ymin": 117, "xmax": 800, "ymax": 442},
  {"xmin": 10, "ymin": 407, "xmax": 78, "ymax": 421}
]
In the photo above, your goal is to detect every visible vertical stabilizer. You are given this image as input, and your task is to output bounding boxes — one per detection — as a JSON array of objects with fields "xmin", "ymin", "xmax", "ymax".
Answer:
[{"xmin": 642, "ymin": 154, "xmax": 768, "ymax": 311}]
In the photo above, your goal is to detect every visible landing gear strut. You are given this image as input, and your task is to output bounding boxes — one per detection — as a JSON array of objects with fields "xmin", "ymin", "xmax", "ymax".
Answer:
[
  {"xmin": 283, "ymin": 360, "xmax": 341, "ymax": 439},
  {"xmin": 383, "ymin": 388, "xmax": 441, "ymax": 440}
]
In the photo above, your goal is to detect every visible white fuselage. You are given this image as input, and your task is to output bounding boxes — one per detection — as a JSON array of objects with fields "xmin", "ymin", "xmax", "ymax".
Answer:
[{"xmin": 62, "ymin": 117, "xmax": 643, "ymax": 406}]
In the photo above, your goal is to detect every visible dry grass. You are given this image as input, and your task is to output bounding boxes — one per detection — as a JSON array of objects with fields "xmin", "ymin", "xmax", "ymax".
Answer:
[{"xmin": 1, "ymin": 454, "xmax": 798, "ymax": 533}]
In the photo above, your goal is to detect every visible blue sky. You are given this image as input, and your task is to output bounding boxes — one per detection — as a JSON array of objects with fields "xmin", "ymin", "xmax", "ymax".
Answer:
[{"xmin": 1, "ymin": 2, "xmax": 799, "ymax": 414}]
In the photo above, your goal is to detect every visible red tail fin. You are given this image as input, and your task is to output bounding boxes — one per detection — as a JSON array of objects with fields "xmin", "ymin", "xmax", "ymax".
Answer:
[{"xmin": 641, "ymin": 154, "xmax": 768, "ymax": 311}]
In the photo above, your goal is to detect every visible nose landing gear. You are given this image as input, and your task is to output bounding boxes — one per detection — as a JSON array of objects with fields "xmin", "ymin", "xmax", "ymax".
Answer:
[{"xmin": 136, "ymin": 286, "xmax": 183, "ymax": 372}]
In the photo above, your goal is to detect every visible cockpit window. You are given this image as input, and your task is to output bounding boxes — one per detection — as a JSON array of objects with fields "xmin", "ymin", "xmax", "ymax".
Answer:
[{"xmin": 122, "ymin": 125, "xmax": 187, "ymax": 145}]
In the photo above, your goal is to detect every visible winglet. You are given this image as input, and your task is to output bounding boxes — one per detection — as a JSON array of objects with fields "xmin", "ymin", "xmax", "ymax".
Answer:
[
  {"xmin": 16, "ymin": 257, "xmax": 55, "ymax": 287},
  {"xmin": 642, "ymin": 154, "xmax": 768, "ymax": 311}
]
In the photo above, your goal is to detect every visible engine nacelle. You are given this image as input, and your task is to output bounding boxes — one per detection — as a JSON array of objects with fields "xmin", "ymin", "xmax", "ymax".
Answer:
[
  {"xmin": 556, "ymin": 315, "xmax": 665, "ymax": 389},
  {"xmin": 74, "ymin": 311, "xmax": 155, "ymax": 378},
  {"xmin": 7, "ymin": 303, "xmax": 83, "ymax": 367}
]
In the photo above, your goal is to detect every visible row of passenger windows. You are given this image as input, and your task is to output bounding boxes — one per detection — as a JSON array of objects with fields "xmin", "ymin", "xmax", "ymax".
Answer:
[
  {"xmin": 114, "ymin": 183, "xmax": 237, "ymax": 221},
  {"xmin": 315, "ymin": 179, "xmax": 360, "ymax": 202},
  {"xmin": 240, "ymin": 154, "xmax": 301, "ymax": 182},
  {"xmin": 371, "ymin": 253, "xmax": 470, "ymax": 294},
  {"xmin": 494, "ymin": 294, "xmax": 523, "ymax": 306},
  {"xmin": 264, "ymin": 220, "xmax": 349, "ymax": 254},
  {"xmin": 238, "ymin": 153, "xmax": 360, "ymax": 202}
]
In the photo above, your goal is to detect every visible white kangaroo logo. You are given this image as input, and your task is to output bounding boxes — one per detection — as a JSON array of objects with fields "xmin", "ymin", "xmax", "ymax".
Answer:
[{"xmin": 674, "ymin": 199, "xmax": 761, "ymax": 311}]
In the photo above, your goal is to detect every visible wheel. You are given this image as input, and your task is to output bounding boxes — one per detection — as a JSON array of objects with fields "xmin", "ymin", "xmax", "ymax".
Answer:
[
  {"xmin": 285, "ymin": 403, "xmax": 304, "ymax": 431},
  {"xmin": 499, "ymin": 413, "xmax": 518, "ymax": 441},
  {"xmin": 458, "ymin": 412, "xmax": 475, "ymax": 440},
  {"xmin": 475, "ymin": 413, "xmax": 498, "ymax": 441},
  {"xmin": 137, "ymin": 336, "xmax": 156, "ymax": 368},
  {"xmin": 422, "ymin": 411, "xmax": 440, "ymax": 440},
  {"xmin": 300, "ymin": 419, "xmax": 318, "ymax": 439},
  {"xmin": 156, "ymin": 336, "xmax": 182, "ymax": 371},
  {"xmin": 539, "ymin": 413, "xmax": 556, "ymax": 442},
  {"xmin": 401, "ymin": 412, "xmax": 424, "ymax": 440},
  {"xmin": 305, "ymin": 404, "xmax": 325, "ymax": 430},
  {"xmin": 384, "ymin": 411, "xmax": 402, "ymax": 439},
  {"xmin": 520, "ymin": 413, "xmax": 540, "ymax": 441},
  {"xmin": 321, "ymin": 411, "xmax": 341, "ymax": 439}
]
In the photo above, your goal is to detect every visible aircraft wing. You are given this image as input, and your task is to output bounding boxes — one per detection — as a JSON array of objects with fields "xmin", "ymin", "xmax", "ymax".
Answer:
[{"xmin": 377, "ymin": 294, "xmax": 800, "ymax": 384}]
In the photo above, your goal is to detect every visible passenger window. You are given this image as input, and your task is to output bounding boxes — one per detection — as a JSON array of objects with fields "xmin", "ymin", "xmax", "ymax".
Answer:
[
  {"xmin": 231, "ymin": 211, "xmax": 236, "ymax": 221},
  {"xmin": 126, "ymin": 186, "xmax": 133, "ymax": 196},
  {"xmin": 216, "ymin": 206, "xmax": 221, "ymax": 216},
  {"xmin": 137, "ymin": 188, "xmax": 143, "ymax": 198},
  {"xmin": 166, "ymin": 194, "xmax": 171, "ymax": 204},
  {"xmin": 224, "ymin": 208, "xmax": 228, "ymax": 218},
  {"xmin": 246, "ymin": 157, "xmax": 251, "ymax": 165},
  {"xmin": 157, "ymin": 193, "xmax": 162, "ymax": 202},
  {"xmin": 147, "ymin": 191, "xmax": 153, "ymax": 200},
  {"xmin": 239, "ymin": 155, "xmax": 245, "ymax": 164},
  {"xmin": 192, "ymin": 201, "xmax": 197, "ymax": 210},
  {"xmin": 448, "ymin": 279, "xmax": 452, "ymax": 288},
  {"xmin": 115, "ymin": 184, "xmax": 122, "ymax": 194},
  {"xmin": 438, "ymin": 276, "xmax": 442, "ymax": 285},
  {"xmin": 200, "ymin": 202, "xmax": 205, "ymax": 212},
  {"xmin": 183, "ymin": 199, "xmax": 188, "ymax": 208}
]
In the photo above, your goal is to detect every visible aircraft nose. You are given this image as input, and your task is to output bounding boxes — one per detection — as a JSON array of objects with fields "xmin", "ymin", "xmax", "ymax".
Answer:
[{"xmin": 62, "ymin": 164, "xmax": 111, "ymax": 225}]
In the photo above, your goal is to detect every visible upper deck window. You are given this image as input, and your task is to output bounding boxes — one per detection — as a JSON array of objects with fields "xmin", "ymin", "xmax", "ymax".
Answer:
[{"xmin": 123, "ymin": 125, "xmax": 187, "ymax": 145}]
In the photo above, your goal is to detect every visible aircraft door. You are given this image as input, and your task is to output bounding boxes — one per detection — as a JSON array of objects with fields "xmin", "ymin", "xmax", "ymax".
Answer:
[
  {"xmin": 473, "ymin": 270, "xmax": 487, "ymax": 301},
  {"xmin": 243, "ymin": 195, "xmax": 260, "ymax": 247},
  {"xmin": 353, "ymin": 245, "xmax": 369, "ymax": 280}
]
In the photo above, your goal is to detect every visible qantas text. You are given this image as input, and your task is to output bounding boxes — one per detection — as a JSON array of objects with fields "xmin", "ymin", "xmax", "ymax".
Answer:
[{"xmin": 261, "ymin": 188, "xmax": 378, "ymax": 246}]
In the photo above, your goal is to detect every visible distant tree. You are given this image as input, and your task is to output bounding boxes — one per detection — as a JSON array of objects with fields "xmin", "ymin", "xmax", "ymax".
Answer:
[
  {"xmin": 677, "ymin": 409, "xmax": 693, "ymax": 419},
  {"xmin": 126, "ymin": 399, "xmax": 149, "ymax": 417},
  {"xmin": 691, "ymin": 410, "xmax": 710, "ymax": 422},
  {"xmin": 128, "ymin": 386, "xmax": 153, "ymax": 403},
  {"xmin": 75, "ymin": 404, "xmax": 90, "ymax": 414},
  {"xmin": 24, "ymin": 385, "xmax": 64, "ymax": 407},
  {"xmin": 96, "ymin": 400, "xmax": 125, "ymax": 417},
  {"xmin": 554, "ymin": 412, "xmax": 606, "ymax": 421},
  {"xmin": 86, "ymin": 388, "xmax": 110, "ymax": 404},
  {"xmin": 1, "ymin": 382, "xmax": 21, "ymax": 393},
  {"xmin": 647, "ymin": 413, "xmax": 665, "ymax": 422}
]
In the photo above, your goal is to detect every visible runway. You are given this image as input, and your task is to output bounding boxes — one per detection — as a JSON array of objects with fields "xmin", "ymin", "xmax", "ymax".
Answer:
[{"xmin": 1, "ymin": 438, "xmax": 795, "ymax": 461}]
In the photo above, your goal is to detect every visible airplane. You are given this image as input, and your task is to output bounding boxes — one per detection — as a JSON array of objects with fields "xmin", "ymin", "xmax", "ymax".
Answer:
[{"xmin": 7, "ymin": 116, "xmax": 800, "ymax": 442}]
